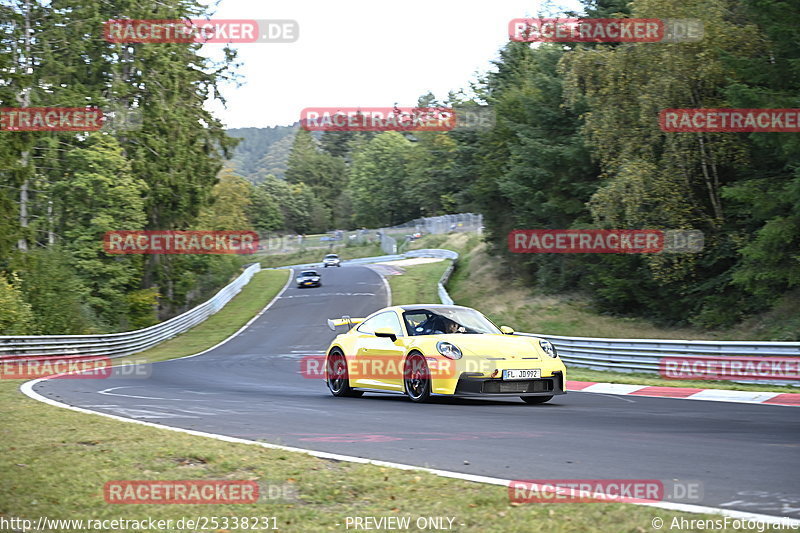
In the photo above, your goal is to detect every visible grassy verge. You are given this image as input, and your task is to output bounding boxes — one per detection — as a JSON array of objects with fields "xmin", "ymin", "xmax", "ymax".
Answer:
[
  {"xmin": 407, "ymin": 233, "xmax": 798, "ymax": 393},
  {"xmin": 115, "ymin": 269, "xmax": 288, "ymax": 365},
  {"xmin": 387, "ymin": 260, "xmax": 451, "ymax": 306},
  {"xmin": 2, "ymin": 380, "xmax": 753, "ymax": 533},
  {"xmin": 256, "ymin": 243, "xmax": 383, "ymax": 269}
]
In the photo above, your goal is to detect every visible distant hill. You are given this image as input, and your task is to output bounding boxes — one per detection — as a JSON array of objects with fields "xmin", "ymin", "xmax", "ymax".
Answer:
[{"xmin": 227, "ymin": 125, "xmax": 297, "ymax": 182}]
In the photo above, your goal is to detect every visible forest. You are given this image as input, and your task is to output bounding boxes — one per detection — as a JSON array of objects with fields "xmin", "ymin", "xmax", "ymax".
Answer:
[{"xmin": 1, "ymin": 0, "xmax": 798, "ymax": 336}]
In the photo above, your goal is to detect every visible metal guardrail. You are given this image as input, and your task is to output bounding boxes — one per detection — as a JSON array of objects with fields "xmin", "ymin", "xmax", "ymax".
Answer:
[
  {"xmin": 275, "ymin": 248, "xmax": 460, "ymax": 305},
  {"xmin": 403, "ymin": 249, "xmax": 459, "ymax": 306},
  {"xmin": 274, "ymin": 249, "xmax": 458, "ymax": 271},
  {"xmin": 428, "ymin": 249, "xmax": 799, "ymax": 386},
  {"xmin": 0, "ymin": 263, "xmax": 261, "ymax": 362},
  {"xmin": 0, "ymin": 250, "xmax": 455, "ymax": 362},
  {"xmin": 7, "ymin": 244, "xmax": 795, "ymax": 386},
  {"xmin": 515, "ymin": 333, "xmax": 800, "ymax": 386}
]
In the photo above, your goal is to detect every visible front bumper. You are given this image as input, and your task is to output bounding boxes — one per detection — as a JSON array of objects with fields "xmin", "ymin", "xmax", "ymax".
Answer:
[
  {"xmin": 298, "ymin": 281, "xmax": 320, "ymax": 287},
  {"xmin": 452, "ymin": 371, "xmax": 565, "ymax": 397}
]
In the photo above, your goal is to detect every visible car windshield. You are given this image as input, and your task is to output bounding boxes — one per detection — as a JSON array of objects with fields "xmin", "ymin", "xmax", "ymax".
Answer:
[
  {"xmin": 325, "ymin": 255, "xmax": 338, "ymax": 259},
  {"xmin": 300, "ymin": 271, "xmax": 318, "ymax": 277},
  {"xmin": 402, "ymin": 308, "xmax": 501, "ymax": 336}
]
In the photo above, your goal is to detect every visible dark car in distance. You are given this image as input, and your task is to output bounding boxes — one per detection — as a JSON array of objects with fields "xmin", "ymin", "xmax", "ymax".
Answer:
[{"xmin": 296, "ymin": 270, "xmax": 321, "ymax": 288}]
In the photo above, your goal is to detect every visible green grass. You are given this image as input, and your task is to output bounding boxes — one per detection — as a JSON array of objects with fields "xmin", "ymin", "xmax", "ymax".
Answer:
[
  {"xmin": 257, "ymin": 242, "xmax": 383, "ymax": 269},
  {"xmin": 1, "ymin": 380, "xmax": 762, "ymax": 532},
  {"xmin": 388, "ymin": 260, "xmax": 451, "ymax": 306},
  {"xmin": 115, "ymin": 269, "xmax": 289, "ymax": 365}
]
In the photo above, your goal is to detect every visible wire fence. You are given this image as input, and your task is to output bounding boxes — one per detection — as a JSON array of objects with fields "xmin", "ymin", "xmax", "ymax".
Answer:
[{"xmin": 255, "ymin": 213, "xmax": 483, "ymax": 256}]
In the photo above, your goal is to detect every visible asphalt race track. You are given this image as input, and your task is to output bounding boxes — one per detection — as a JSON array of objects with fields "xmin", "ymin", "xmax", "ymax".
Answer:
[{"xmin": 33, "ymin": 265, "xmax": 800, "ymax": 519}]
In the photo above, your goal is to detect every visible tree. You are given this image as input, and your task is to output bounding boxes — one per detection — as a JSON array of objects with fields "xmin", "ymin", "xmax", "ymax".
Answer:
[
  {"xmin": 285, "ymin": 128, "xmax": 347, "ymax": 217},
  {"xmin": 195, "ymin": 170, "xmax": 254, "ymax": 231},
  {"xmin": 12, "ymin": 248, "xmax": 95, "ymax": 334},
  {"xmin": 248, "ymin": 181, "xmax": 285, "ymax": 233},
  {"xmin": 559, "ymin": 0, "xmax": 771, "ymax": 326},
  {"xmin": 52, "ymin": 133, "xmax": 148, "ymax": 329},
  {"xmin": 348, "ymin": 132, "xmax": 417, "ymax": 227},
  {"xmin": 0, "ymin": 272, "xmax": 35, "ymax": 334}
]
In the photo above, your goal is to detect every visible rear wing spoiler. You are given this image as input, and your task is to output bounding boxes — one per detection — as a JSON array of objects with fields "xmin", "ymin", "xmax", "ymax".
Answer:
[{"xmin": 327, "ymin": 316, "xmax": 365, "ymax": 331}]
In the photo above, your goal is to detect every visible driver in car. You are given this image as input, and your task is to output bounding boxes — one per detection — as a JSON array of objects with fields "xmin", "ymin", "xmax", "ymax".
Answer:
[{"xmin": 419, "ymin": 314, "xmax": 464, "ymax": 334}]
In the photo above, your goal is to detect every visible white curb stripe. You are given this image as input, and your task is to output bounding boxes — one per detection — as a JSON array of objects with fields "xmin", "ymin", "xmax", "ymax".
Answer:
[
  {"xmin": 573, "ymin": 382, "xmax": 797, "ymax": 407},
  {"xmin": 685, "ymin": 389, "xmax": 781, "ymax": 404},
  {"xmin": 582, "ymin": 383, "xmax": 648, "ymax": 395}
]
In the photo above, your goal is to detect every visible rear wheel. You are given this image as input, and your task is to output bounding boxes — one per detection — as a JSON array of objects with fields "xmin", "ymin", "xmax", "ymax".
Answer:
[
  {"xmin": 404, "ymin": 352, "xmax": 432, "ymax": 403},
  {"xmin": 521, "ymin": 395, "xmax": 553, "ymax": 404},
  {"xmin": 326, "ymin": 349, "xmax": 362, "ymax": 397}
]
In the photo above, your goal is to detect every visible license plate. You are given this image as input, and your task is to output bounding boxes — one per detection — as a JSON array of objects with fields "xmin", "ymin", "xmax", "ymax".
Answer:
[{"xmin": 502, "ymin": 369, "xmax": 540, "ymax": 380}]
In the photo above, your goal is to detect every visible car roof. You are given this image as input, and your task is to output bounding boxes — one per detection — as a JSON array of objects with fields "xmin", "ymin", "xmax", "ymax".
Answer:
[
  {"xmin": 300, "ymin": 270, "xmax": 318, "ymax": 274},
  {"xmin": 396, "ymin": 304, "xmax": 472, "ymax": 312},
  {"xmin": 358, "ymin": 305, "xmax": 477, "ymax": 323}
]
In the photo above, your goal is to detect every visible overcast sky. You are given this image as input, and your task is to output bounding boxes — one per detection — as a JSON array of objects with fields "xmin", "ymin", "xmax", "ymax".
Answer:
[{"xmin": 202, "ymin": 0, "xmax": 583, "ymax": 128}]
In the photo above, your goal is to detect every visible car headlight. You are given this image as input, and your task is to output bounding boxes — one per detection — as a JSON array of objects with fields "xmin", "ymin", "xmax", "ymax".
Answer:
[
  {"xmin": 539, "ymin": 339, "xmax": 557, "ymax": 358},
  {"xmin": 436, "ymin": 341, "xmax": 462, "ymax": 360}
]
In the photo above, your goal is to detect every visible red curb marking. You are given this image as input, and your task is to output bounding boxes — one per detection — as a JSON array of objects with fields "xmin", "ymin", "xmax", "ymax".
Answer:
[
  {"xmin": 566, "ymin": 381, "xmax": 597, "ymax": 390},
  {"xmin": 762, "ymin": 394, "xmax": 800, "ymax": 406}
]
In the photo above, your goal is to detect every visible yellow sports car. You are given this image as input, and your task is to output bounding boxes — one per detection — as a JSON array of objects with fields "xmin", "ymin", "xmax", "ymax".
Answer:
[{"xmin": 324, "ymin": 304, "xmax": 567, "ymax": 403}]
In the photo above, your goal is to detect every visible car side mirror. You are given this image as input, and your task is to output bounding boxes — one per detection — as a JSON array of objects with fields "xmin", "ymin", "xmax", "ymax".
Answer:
[
  {"xmin": 374, "ymin": 327, "xmax": 398, "ymax": 342},
  {"xmin": 500, "ymin": 326, "xmax": 515, "ymax": 335}
]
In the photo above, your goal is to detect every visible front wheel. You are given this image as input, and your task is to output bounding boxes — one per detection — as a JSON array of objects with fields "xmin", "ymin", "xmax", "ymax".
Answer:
[
  {"xmin": 404, "ymin": 352, "xmax": 432, "ymax": 403},
  {"xmin": 326, "ymin": 349, "xmax": 362, "ymax": 397},
  {"xmin": 521, "ymin": 395, "xmax": 553, "ymax": 404}
]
